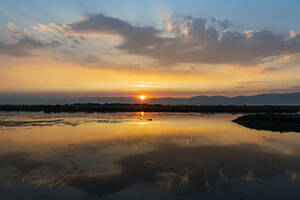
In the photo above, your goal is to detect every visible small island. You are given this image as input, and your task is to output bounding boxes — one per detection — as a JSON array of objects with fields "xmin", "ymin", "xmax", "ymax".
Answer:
[{"xmin": 233, "ymin": 114, "xmax": 300, "ymax": 133}]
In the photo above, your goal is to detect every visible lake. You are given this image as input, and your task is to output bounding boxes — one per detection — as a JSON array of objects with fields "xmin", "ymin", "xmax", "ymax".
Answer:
[{"xmin": 0, "ymin": 112, "xmax": 300, "ymax": 200}]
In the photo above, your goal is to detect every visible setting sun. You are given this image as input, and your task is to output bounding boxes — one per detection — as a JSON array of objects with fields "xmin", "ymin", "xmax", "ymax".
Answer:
[{"xmin": 139, "ymin": 95, "xmax": 147, "ymax": 101}]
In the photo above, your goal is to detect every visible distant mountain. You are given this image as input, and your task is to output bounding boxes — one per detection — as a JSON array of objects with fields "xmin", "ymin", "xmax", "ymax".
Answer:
[
  {"xmin": 148, "ymin": 92, "xmax": 300, "ymax": 105},
  {"xmin": 1, "ymin": 92, "xmax": 300, "ymax": 105},
  {"xmin": 186, "ymin": 93, "xmax": 300, "ymax": 105}
]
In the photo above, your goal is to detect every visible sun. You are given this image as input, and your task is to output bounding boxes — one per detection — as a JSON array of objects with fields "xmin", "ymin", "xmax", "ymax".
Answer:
[{"xmin": 139, "ymin": 95, "xmax": 147, "ymax": 101}]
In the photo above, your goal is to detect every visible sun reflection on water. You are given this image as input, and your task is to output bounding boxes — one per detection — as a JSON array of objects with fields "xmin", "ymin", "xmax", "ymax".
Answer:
[{"xmin": 1, "ymin": 113, "xmax": 300, "ymax": 199}]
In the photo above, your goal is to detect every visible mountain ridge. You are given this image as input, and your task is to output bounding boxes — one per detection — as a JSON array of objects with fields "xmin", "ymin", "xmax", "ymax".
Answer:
[{"xmin": 1, "ymin": 92, "xmax": 300, "ymax": 105}]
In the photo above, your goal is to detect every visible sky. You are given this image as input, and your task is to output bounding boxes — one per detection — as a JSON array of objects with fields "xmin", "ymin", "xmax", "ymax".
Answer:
[{"xmin": 1, "ymin": 0, "xmax": 300, "ymax": 97}]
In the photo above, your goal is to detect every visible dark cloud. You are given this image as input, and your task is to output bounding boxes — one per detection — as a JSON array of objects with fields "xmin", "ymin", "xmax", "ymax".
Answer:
[
  {"xmin": 0, "ymin": 36, "xmax": 61, "ymax": 57},
  {"xmin": 71, "ymin": 14, "xmax": 160, "ymax": 38},
  {"xmin": 286, "ymin": 34, "xmax": 300, "ymax": 53},
  {"xmin": 0, "ymin": 152, "xmax": 60, "ymax": 173},
  {"xmin": 217, "ymin": 19, "xmax": 233, "ymax": 29},
  {"xmin": 69, "ymin": 14, "xmax": 300, "ymax": 66},
  {"xmin": 84, "ymin": 54, "xmax": 100, "ymax": 63}
]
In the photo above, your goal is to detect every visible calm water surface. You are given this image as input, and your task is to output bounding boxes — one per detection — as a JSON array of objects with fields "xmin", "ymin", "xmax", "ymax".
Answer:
[{"xmin": 0, "ymin": 112, "xmax": 300, "ymax": 200}]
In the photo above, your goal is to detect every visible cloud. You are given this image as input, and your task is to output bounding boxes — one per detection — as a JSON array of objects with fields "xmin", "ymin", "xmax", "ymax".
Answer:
[
  {"xmin": 217, "ymin": 19, "xmax": 233, "ymax": 29},
  {"xmin": 6, "ymin": 22, "xmax": 20, "ymax": 34},
  {"xmin": 262, "ymin": 66, "xmax": 278, "ymax": 73},
  {"xmin": 70, "ymin": 14, "xmax": 160, "ymax": 37},
  {"xmin": 33, "ymin": 23, "xmax": 69, "ymax": 34},
  {"xmin": 2, "ymin": 15, "xmax": 300, "ymax": 68},
  {"xmin": 68, "ymin": 14, "xmax": 300, "ymax": 66},
  {"xmin": 0, "ymin": 35, "xmax": 61, "ymax": 57},
  {"xmin": 289, "ymin": 30, "xmax": 300, "ymax": 39},
  {"xmin": 0, "ymin": 21, "xmax": 64, "ymax": 57},
  {"xmin": 238, "ymin": 80, "xmax": 268, "ymax": 85}
]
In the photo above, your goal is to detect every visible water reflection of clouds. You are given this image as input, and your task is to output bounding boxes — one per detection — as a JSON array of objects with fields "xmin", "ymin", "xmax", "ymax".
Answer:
[
  {"xmin": 1, "ymin": 113, "xmax": 300, "ymax": 199},
  {"xmin": 10, "ymin": 143, "xmax": 300, "ymax": 198}
]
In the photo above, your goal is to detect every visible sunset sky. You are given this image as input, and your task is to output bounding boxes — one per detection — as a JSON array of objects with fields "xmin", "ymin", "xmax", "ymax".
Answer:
[{"xmin": 1, "ymin": 0, "xmax": 300, "ymax": 97}]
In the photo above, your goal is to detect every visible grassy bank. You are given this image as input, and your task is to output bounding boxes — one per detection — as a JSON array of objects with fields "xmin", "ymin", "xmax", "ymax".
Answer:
[
  {"xmin": 233, "ymin": 114, "xmax": 300, "ymax": 132},
  {"xmin": 0, "ymin": 104, "xmax": 300, "ymax": 113}
]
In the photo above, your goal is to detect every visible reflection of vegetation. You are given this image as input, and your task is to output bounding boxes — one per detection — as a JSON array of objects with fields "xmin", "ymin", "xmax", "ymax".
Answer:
[
  {"xmin": 0, "ymin": 119, "xmax": 71, "ymax": 127},
  {"xmin": 233, "ymin": 114, "xmax": 300, "ymax": 132},
  {"xmin": 1, "ymin": 104, "xmax": 300, "ymax": 113},
  {"xmin": 0, "ymin": 119, "xmax": 125, "ymax": 127}
]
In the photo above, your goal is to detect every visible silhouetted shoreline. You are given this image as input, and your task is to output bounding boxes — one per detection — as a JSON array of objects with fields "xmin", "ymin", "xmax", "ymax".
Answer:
[
  {"xmin": 0, "ymin": 104, "xmax": 300, "ymax": 113},
  {"xmin": 233, "ymin": 114, "xmax": 300, "ymax": 132}
]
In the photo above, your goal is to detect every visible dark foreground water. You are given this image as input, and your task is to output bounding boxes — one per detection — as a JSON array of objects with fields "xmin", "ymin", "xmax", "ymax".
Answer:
[{"xmin": 0, "ymin": 112, "xmax": 300, "ymax": 200}]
